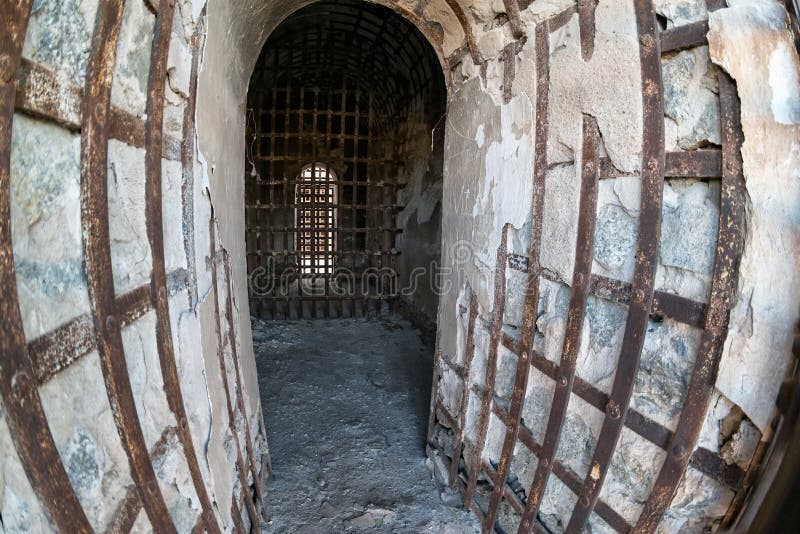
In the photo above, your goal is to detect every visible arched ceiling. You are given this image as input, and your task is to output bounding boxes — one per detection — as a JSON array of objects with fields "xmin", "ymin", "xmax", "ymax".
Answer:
[{"xmin": 250, "ymin": 0, "xmax": 446, "ymax": 118}]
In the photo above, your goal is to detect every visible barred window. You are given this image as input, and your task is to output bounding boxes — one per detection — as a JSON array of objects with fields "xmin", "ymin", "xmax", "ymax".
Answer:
[{"xmin": 296, "ymin": 163, "xmax": 337, "ymax": 275}]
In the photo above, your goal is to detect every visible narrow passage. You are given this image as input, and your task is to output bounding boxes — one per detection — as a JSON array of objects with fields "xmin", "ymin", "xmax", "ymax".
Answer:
[{"xmin": 255, "ymin": 317, "xmax": 479, "ymax": 532}]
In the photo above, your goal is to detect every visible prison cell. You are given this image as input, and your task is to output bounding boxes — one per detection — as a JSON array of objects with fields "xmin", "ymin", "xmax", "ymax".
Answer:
[{"xmin": 244, "ymin": 1, "xmax": 445, "ymax": 320}]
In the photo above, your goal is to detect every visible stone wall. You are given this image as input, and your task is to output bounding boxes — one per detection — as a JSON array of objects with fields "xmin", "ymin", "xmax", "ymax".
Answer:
[
  {"xmin": 1, "ymin": 0, "xmax": 798, "ymax": 533},
  {"xmin": 1, "ymin": 0, "xmax": 268, "ymax": 531}
]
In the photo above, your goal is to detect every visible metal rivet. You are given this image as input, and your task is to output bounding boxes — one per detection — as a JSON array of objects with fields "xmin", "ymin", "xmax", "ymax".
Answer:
[
  {"xmin": 673, "ymin": 443, "xmax": 686, "ymax": 458},
  {"xmin": 94, "ymin": 102, "xmax": 105, "ymax": 119},
  {"xmin": 521, "ymin": 351, "xmax": 529, "ymax": 361},
  {"xmin": 581, "ymin": 495, "xmax": 590, "ymax": 507},
  {"xmin": 158, "ymin": 286, "xmax": 167, "ymax": 302},
  {"xmin": 0, "ymin": 54, "xmax": 14, "ymax": 83},
  {"xmin": 106, "ymin": 315, "xmax": 117, "ymax": 333},
  {"xmin": 606, "ymin": 400, "xmax": 620, "ymax": 419},
  {"xmin": 558, "ymin": 376, "xmax": 568, "ymax": 387}
]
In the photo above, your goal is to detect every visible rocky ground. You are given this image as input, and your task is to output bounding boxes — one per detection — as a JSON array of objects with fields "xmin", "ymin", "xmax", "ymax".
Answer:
[{"xmin": 253, "ymin": 316, "xmax": 479, "ymax": 533}]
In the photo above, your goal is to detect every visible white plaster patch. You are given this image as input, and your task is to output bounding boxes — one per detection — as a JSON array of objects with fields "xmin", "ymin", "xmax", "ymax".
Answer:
[
  {"xmin": 475, "ymin": 124, "xmax": 485, "ymax": 148},
  {"xmin": 709, "ymin": 1, "xmax": 800, "ymax": 431},
  {"xmin": 768, "ymin": 41, "xmax": 800, "ymax": 125}
]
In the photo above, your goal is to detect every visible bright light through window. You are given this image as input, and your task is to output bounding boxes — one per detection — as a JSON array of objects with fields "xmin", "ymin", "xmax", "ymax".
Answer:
[{"xmin": 296, "ymin": 164, "xmax": 337, "ymax": 275}]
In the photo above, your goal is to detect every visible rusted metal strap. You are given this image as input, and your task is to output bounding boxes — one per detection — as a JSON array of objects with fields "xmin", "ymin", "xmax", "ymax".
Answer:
[
  {"xmin": 518, "ymin": 115, "xmax": 601, "ymax": 534},
  {"xmin": 483, "ymin": 460, "xmax": 525, "ymax": 515},
  {"xmin": 29, "ymin": 283, "xmax": 148, "ymax": 384},
  {"xmin": 464, "ymin": 225, "xmax": 510, "ymax": 508},
  {"xmin": 231, "ymin": 497, "xmax": 246, "ymax": 534},
  {"xmin": 450, "ymin": 296, "xmax": 479, "ymax": 485},
  {"xmin": 80, "ymin": 1, "xmax": 176, "ymax": 530},
  {"xmin": 660, "ymin": 20, "xmax": 709, "ymax": 53},
  {"xmin": 503, "ymin": 0, "xmax": 525, "ymax": 39},
  {"xmin": 486, "ymin": 21, "xmax": 551, "ymax": 528},
  {"xmin": 14, "ymin": 58, "xmax": 181, "ymax": 160},
  {"xmin": 224, "ymin": 253, "xmax": 268, "ymax": 522},
  {"xmin": 0, "ymin": 2, "xmax": 93, "ymax": 531},
  {"xmin": 507, "ymin": 257, "xmax": 707, "ymax": 328},
  {"xmin": 665, "ymin": 149, "xmax": 722, "ymax": 177},
  {"xmin": 579, "ymin": 0, "xmax": 599, "ymax": 61},
  {"xmin": 106, "ymin": 425, "xmax": 180, "ymax": 533},
  {"xmin": 634, "ymin": 70, "xmax": 746, "ymax": 534},
  {"xmin": 494, "ymin": 401, "xmax": 633, "ymax": 532},
  {"xmin": 144, "ymin": 1, "xmax": 221, "ymax": 532},
  {"xmin": 590, "ymin": 275, "xmax": 708, "ymax": 328},
  {"xmin": 444, "ymin": 0, "xmax": 481, "ymax": 64},
  {"xmin": 500, "ymin": 333, "xmax": 742, "ymax": 491},
  {"xmin": 209, "ymin": 217, "xmax": 261, "ymax": 530},
  {"xmin": 565, "ymin": 2, "xmax": 666, "ymax": 529}
]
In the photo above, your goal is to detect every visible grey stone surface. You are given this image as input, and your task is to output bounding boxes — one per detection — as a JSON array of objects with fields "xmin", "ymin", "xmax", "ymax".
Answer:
[
  {"xmin": 108, "ymin": 140, "xmax": 153, "ymax": 295},
  {"xmin": 662, "ymin": 46, "xmax": 721, "ymax": 149},
  {"xmin": 632, "ymin": 318, "xmax": 703, "ymax": 431},
  {"xmin": 10, "ymin": 114, "xmax": 90, "ymax": 339},
  {"xmin": 111, "ymin": 0, "xmax": 155, "ymax": 117},
  {"xmin": 22, "ymin": 0, "xmax": 99, "ymax": 83},
  {"xmin": 38, "ymin": 353, "xmax": 132, "ymax": 531}
]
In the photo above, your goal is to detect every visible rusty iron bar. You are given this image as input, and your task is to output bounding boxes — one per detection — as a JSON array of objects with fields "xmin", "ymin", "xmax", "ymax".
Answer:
[
  {"xmin": 634, "ymin": 70, "xmax": 746, "ymax": 534},
  {"xmin": 564, "ymin": 2, "xmax": 666, "ymax": 530},
  {"xmin": 665, "ymin": 149, "xmax": 722, "ymax": 177},
  {"xmin": 106, "ymin": 425, "xmax": 179, "ymax": 532},
  {"xmin": 14, "ymin": 58, "xmax": 181, "ymax": 159},
  {"xmin": 465, "ymin": 224, "xmax": 511, "ymax": 508},
  {"xmin": 503, "ymin": 0, "xmax": 525, "ymax": 39},
  {"xmin": 209, "ymin": 215, "xmax": 261, "ymax": 529},
  {"xmin": 660, "ymin": 20, "xmax": 709, "ymax": 53},
  {"xmin": 79, "ymin": 0, "xmax": 177, "ymax": 530},
  {"xmin": 143, "ymin": 1, "xmax": 222, "ymax": 532},
  {"xmin": 486, "ymin": 388, "xmax": 632, "ymax": 532},
  {"xmin": 223, "ymin": 252, "xmax": 269, "ymax": 522},
  {"xmin": 0, "ymin": 1, "xmax": 94, "ymax": 531},
  {"xmin": 485, "ymin": 21, "xmax": 552, "ymax": 531},
  {"xmin": 517, "ymin": 114, "xmax": 601, "ymax": 534},
  {"xmin": 579, "ymin": 0, "xmax": 599, "ymax": 61},
  {"xmin": 450, "ymin": 295, "xmax": 480, "ymax": 485},
  {"xmin": 500, "ymin": 332, "xmax": 744, "ymax": 493},
  {"xmin": 444, "ymin": 0, "xmax": 482, "ymax": 64}
]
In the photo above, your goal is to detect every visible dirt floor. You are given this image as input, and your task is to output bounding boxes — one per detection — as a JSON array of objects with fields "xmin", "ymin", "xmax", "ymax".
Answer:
[{"xmin": 253, "ymin": 316, "xmax": 480, "ymax": 533}]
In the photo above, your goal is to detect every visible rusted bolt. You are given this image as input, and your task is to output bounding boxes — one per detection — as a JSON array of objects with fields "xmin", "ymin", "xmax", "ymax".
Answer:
[
  {"xmin": 575, "ymin": 272, "xmax": 584, "ymax": 286},
  {"xmin": 580, "ymin": 495, "xmax": 590, "ymax": 507},
  {"xmin": 540, "ymin": 458, "xmax": 549, "ymax": 468},
  {"xmin": 94, "ymin": 102, "xmax": 105, "ymax": 120},
  {"xmin": 558, "ymin": 375, "xmax": 568, "ymax": 387},
  {"xmin": 605, "ymin": 400, "xmax": 620, "ymax": 419},
  {"xmin": 584, "ymin": 161, "xmax": 594, "ymax": 174},
  {"xmin": 158, "ymin": 286, "xmax": 167, "ymax": 302},
  {"xmin": 0, "ymin": 54, "xmax": 13, "ymax": 83},
  {"xmin": 521, "ymin": 350, "xmax": 529, "ymax": 361},
  {"xmin": 673, "ymin": 443, "xmax": 687, "ymax": 458},
  {"xmin": 106, "ymin": 315, "xmax": 118, "ymax": 333},
  {"xmin": 639, "ymin": 34, "xmax": 654, "ymax": 50}
]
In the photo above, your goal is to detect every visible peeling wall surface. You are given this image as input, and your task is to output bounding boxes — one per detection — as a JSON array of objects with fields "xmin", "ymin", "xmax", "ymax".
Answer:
[{"xmin": 1, "ymin": 1, "xmax": 799, "ymax": 534}]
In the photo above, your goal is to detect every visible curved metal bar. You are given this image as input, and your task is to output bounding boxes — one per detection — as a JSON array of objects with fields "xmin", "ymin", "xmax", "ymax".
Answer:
[
  {"xmin": 565, "ymin": 1, "xmax": 666, "ymax": 529},
  {"xmin": 79, "ymin": 1, "xmax": 176, "ymax": 531},
  {"xmin": 633, "ymin": 69, "xmax": 746, "ymax": 534},
  {"xmin": 143, "ymin": 1, "xmax": 222, "ymax": 532},
  {"xmin": 0, "ymin": 2, "xmax": 93, "ymax": 530}
]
